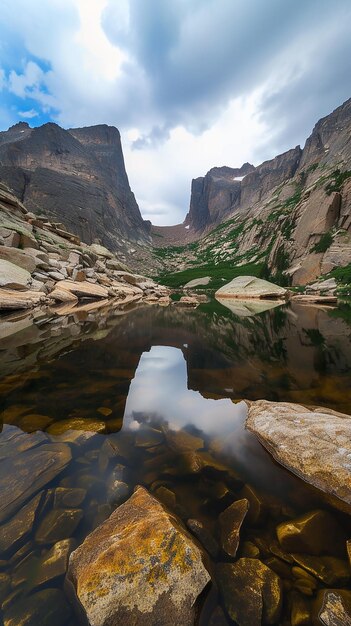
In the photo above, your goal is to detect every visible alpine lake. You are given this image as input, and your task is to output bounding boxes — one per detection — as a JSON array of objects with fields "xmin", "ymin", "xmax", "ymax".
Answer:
[{"xmin": 0, "ymin": 296, "xmax": 351, "ymax": 626}]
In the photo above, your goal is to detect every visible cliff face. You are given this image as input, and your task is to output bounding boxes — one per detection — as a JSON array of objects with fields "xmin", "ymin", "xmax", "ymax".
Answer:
[
  {"xmin": 153, "ymin": 97, "xmax": 351, "ymax": 287},
  {"xmin": 0, "ymin": 122, "xmax": 150, "ymax": 253},
  {"xmin": 185, "ymin": 163, "xmax": 254, "ymax": 231},
  {"xmin": 185, "ymin": 148, "xmax": 302, "ymax": 232}
]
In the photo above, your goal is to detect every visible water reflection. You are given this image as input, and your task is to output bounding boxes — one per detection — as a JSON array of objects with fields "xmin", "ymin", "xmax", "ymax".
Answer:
[
  {"xmin": 0, "ymin": 300, "xmax": 351, "ymax": 624},
  {"xmin": 124, "ymin": 345, "xmax": 246, "ymax": 434}
]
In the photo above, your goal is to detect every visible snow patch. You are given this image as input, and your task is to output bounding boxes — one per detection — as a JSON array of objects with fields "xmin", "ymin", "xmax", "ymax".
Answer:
[
  {"xmin": 184, "ymin": 224, "xmax": 190, "ymax": 229},
  {"xmin": 233, "ymin": 175, "xmax": 246, "ymax": 181}
]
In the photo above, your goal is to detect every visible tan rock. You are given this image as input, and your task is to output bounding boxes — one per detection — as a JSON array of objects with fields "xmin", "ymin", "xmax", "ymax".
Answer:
[
  {"xmin": 246, "ymin": 400, "xmax": 351, "ymax": 506},
  {"xmin": 49, "ymin": 287, "xmax": 78, "ymax": 304},
  {"xmin": 0, "ymin": 288, "xmax": 47, "ymax": 310},
  {"xmin": 66, "ymin": 486, "xmax": 210, "ymax": 626},
  {"xmin": 58, "ymin": 279, "xmax": 108, "ymax": 299}
]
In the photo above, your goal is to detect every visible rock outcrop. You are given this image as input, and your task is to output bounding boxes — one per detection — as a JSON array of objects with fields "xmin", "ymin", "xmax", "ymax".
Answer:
[
  {"xmin": 246, "ymin": 400, "xmax": 351, "ymax": 507},
  {"xmin": 185, "ymin": 163, "xmax": 255, "ymax": 231},
  {"xmin": 0, "ymin": 182, "xmax": 170, "ymax": 312},
  {"xmin": 66, "ymin": 486, "xmax": 210, "ymax": 626},
  {"xmin": 215, "ymin": 276, "xmax": 288, "ymax": 299},
  {"xmin": 0, "ymin": 121, "xmax": 150, "ymax": 253}
]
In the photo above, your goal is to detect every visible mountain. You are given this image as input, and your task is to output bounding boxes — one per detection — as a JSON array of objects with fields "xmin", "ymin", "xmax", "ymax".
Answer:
[
  {"xmin": 153, "ymin": 97, "xmax": 351, "ymax": 287},
  {"xmin": 0, "ymin": 121, "xmax": 150, "ymax": 254}
]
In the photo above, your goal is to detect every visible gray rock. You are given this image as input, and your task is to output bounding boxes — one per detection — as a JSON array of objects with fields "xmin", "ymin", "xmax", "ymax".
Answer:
[{"xmin": 0, "ymin": 260, "xmax": 31, "ymax": 289}]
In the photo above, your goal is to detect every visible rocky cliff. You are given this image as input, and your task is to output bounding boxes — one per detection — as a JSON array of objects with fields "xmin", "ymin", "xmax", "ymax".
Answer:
[
  {"xmin": 185, "ymin": 163, "xmax": 254, "ymax": 231},
  {"xmin": 0, "ymin": 121, "xmax": 150, "ymax": 254},
  {"xmin": 154, "ymin": 97, "xmax": 351, "ymax": 287}
]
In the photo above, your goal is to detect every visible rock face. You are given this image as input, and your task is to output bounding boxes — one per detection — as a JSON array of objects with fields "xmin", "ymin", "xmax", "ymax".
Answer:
[
  {"xmin": 215, "ymin": 276, "xmax": 288, "ymax": 299},
  {"xmin": 246, "ymin": 400, "xmax": 351, "ymax": 506},
  {"xmin": 185, "ymin": 163, "xmax": 255, "ymax": 231},
  {"xmin": 66, "ymin": 486, "xmax": 210, "ymax": 626},
  {"xmin": 0, "ymin": 121, "xmax": 150, "ymax": 252},
  {"xmin": 154, "ymin": 97, "xmax": 351, "ymax": 288}
]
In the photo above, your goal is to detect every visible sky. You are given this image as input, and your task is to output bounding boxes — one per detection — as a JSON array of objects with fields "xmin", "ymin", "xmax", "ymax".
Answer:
[{"xmin": 0, "ymin": 0, "xmax": 350, "ymax": 225}]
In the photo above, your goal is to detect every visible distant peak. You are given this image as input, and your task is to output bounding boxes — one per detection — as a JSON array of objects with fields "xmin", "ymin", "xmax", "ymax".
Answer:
[{"xmin": 8, "ymin": 122, "xmax": 30, "ymax": 131}]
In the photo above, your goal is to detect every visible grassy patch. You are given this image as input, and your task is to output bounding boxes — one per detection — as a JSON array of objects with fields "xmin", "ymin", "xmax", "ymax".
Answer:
[
  {"xmin": 311, "ymin": 231, "xmax": 333, "ymax": 253},
  {"xmin": 325, "ymin": 169, "xmax": 351, "ymax": 195},
  {"xmin": 156, "ymin": 261, "xmax": 266, "ymax": 290},
  {"xmin": 329, "ymin": 263, "xmax": 351, "ymax": 285}
]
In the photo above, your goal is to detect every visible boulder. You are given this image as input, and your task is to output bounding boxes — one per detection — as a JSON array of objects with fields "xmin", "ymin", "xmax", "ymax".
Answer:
[
  {"xmin": 246, "ymin": 400, "xmax": 351, "ymax": 506},
  {"xmin": 58, "ymin": 279, "xmax": 109, "ymax": 299},
  {"xmin": 215, "ymin": 276, "xmax": 288, "ymax": 299},
  {"xmin": 216, "ymin": 558, "xmax": 282, "ymax": 625},
  {"xmin": 184, "ymin": 276, "xmax": 211, "ymax": 288},
  {"xmin": 0, "ymin": 260, "xmax": 31, "ymax": 289},
  {"xmin": 49, "ymin": 287, "xmax": 78, "ymax": 304},
  {"xmin": 0, "ymin": 247, "xmax": 37, "ymax": 273},
  {"xmin": 66, "ymin": 486, "xmax": 210, "ymax": 626}
]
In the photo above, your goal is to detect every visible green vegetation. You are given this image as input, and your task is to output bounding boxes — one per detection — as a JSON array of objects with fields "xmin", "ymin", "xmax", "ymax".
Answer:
[
  {"xmin": 157, "ymin": 260, "xmax": 266, "ymax": 290},
  {"xmin": 325, "ymin": 169, "xmax": 351, "ymax": 195},
  {"xmin": 329, "ymin": 263, "xmax": 351, "ymax": 285},
  {"xmin": 311, "ymin": 231, "xmax": 333, "ymax": 253}
]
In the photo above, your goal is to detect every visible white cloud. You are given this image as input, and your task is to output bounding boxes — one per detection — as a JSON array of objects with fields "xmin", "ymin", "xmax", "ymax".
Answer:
[{"xmin": 18, "ymin": 108, "xmax": 39, "ymax": 119}]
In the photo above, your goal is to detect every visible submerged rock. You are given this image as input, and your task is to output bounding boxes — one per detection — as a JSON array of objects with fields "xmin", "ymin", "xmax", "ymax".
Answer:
[
  {"xmin": 66, "ymin": 486, "xmax": 210, "ymax": 626},
  {"xmin": 0, "ymin": 443, "xmax": 71, "ymax": 523},
  {"xmin": 3, "ymin": 588, "xmax": 71, "ymax": 626},
  {"xmin": 218, "ymin": 498, "xmax": 249, "ymax": 557},
  {"xmin": 215, "ymin": 276, "xmax": 288, "ymax": 300},
  {"xmin": 277, "ymin": 509, "xmax": 347, "ymax": 556},
  {"xmin": 216, "ymin": 558, "xmax": 283, "ymax": 625},
  {"xmin": 246, "ymin": 400, "xmax": 351, "ymax": 506},
  {"xmin": 35, "ymin": 508, "xmax": 83, "ymax": 544},
  {"xmin": 0, "ymin": 491, "xmax": 43, "ymax": 553}
]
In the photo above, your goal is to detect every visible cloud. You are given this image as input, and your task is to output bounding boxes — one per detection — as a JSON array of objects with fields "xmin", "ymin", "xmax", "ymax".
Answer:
[
  {"xmin": 18, "ymin": 108, "xmax": 39, "ymax": 119},
  {"xmin": 0, "ymin": 0, "xmax": 350, "ymax": 224}
]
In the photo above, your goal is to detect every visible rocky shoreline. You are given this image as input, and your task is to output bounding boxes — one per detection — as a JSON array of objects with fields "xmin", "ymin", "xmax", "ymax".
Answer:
[{"xmin": 0, "ymin": 182, "xmax": 170, "ymax": 314}]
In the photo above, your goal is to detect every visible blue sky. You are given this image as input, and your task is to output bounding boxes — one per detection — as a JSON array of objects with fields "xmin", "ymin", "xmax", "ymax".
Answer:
[{"xmin": 1, "ymin": 0, "xmax": 351, "ymax": 225}]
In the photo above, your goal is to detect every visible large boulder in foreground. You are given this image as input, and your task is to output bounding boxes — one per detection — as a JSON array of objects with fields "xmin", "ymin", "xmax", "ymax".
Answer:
[
  {"xmin": 66, "ymin": 486, "xmax": 210, "ymax": 626},
  {"xmin": 215, "ymin": 276, "xmax": 288, "ymax": 299},
  {"xmin": 246, "ymin": 400, "xmax": 351, "ymax": 506}
]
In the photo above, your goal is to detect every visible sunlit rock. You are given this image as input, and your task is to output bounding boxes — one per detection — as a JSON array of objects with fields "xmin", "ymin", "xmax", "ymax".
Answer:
[
  {"xmin": 66, "ymin": 486, "xmax": 210, "ymax": 626},
  {"xmin": 246, "ymin": 400, "xmax": 351, "ymax": 506}
]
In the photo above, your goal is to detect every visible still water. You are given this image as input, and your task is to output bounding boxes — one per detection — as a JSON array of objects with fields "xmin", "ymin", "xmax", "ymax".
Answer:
[{"xmin": 0, "ymin": 299, "xmax": 350, "ymax": 625}]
